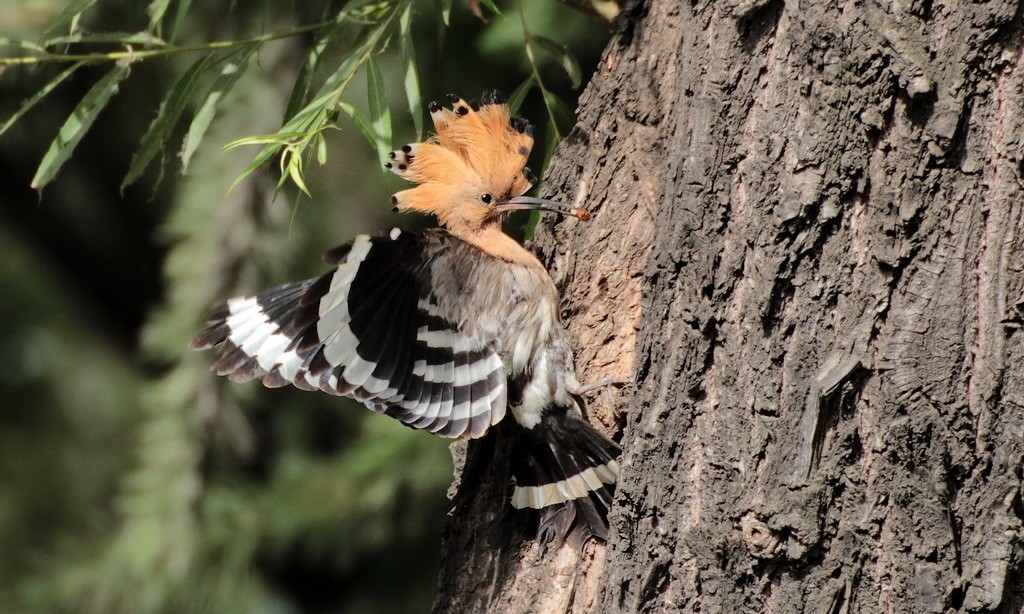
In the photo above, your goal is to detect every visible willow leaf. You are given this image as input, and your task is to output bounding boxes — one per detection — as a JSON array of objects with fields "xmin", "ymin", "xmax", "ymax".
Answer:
[
  {"xmin": 31, "ymin": 63, "xmax": 130, "ymax": 190},
  {"xmin": 477, "ymin": 0, "xmax": 503, "ymax": 17},
  {"xmin": 531, "ymin": 35, "xmax": 582, "ymax": 89},
  {"xmin": 169, "ymin": 0, "xmax": 193, "ymax": 42},
  {"xmin": 0, "ymin": 38, "xmax": 46, "ymax": 52},
  {"xmin": 367, "ymin": 57, "xmax": 392, "ymax": 165},
  {"xmin": 0, "ymin": 62, "xmax": 82, "ymax": 138},
  {"xmin": 541, "ymin": 89, "xmax": 574, "ymax": 140},
  {"xmin": 122, "ymin": 52, "xmax": 212, "ymax": 190},
  {"xmin": 147, "ymin": 0, "xmax": 173, "ymax": 32},
  {"xmin": 180, "ymin": 43, "xmax": 258, "ymax": 173},
  {"xmin": 284, "ymin": 23, "xmax": 341, "ymax": 121},
  {"xmin": 338, "ymin": 102, "xmax": 377, "ymax": 151},
  {"xmin": 438, "ymin": 0, "xmax": 453, "ymax": 26},
  {"xmin": 234, "ymin": 18, "xmax": 391, "ymax": 189},
  {"xmin": 399, "ymin": 3, "xmax": 423, "ymax": 138},
  {"xmin": 506, "ymin": 76, "xmax": 535, "ymax": 115},
  {"xmin": 43, "ymin": 0, "xmax": 97, "ymax": 34},
  {"xmin": 43, "ymin": 32, "xmax": 167, "ymax": 47}
]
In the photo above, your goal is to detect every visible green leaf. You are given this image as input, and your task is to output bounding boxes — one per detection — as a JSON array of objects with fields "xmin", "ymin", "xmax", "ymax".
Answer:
[
  {"xmin": 399, "ymin": 3, "xmax": 423, "ymax": 138},
  {"xmin": 169, "ymin": 0, "xmax": 193, "ymax": 42},
  {"xmin": 522, "ymin": 208, "xmax": 542, "ymax": 241},
  {"xmin": 122, "ymin": 53, "xmax": 211, "ymax": 191},
  {"xmin": 0, "ymin": 38, "xmax": 46, "ymax": 53},
  {"xmin": 541, "ymin": 89, "xmax": 574, "ymax": 140},
  {"xmin": 477, "ymin": 0, "xmax": 503, "ymax": 17},
  {"xmin": 180, "ymin": 43, "xmax": 258, "ymax": 173},
  {"xmin": 366, "ymin": 56, "xmax": 392, "ymax": 164},
  {"xmin": 537, "ymin": 94, "xmax": 573, "ymax": 185},
  {"xmin": 506, "ymin": 76, "xmax": 535, "ymax": 115},
  {"xmin": 336, "ymin": 0, "xmax": 384, "ymax": 23},
  {"xmin": 338, "ymin": 102, "xmax": 378, "ymax": 151},
  {"xmin": 539, "ymin": 115, "xmax": 560, "ymax": 179},
  {"xmin": 147, "ymin": 0, "xmax": 174, "ymax": 32},
  {"xmin": 439, "ymin": 0, "xmax": 453, "ymax": 26},
  {"xmin": 234, "ymin": 16, "xmax": 393, "ymax": 190},
  {"xmin": 0, "ymin": 62, "xmax": 82, "ymax": 138},
  {"xmin": 31, "ymin": 63, "xmax": 130, "ymax": 190},
  {"xmin": 286, "ymin": 153, "xmax": 311, "ymax": 197},
  {"xmin": 316, "ymin": 135, "xmax": 328, "ymax": 165},
  {"xmin": 43, "ymin": 0, "xmax": 98, "ymax": 34},
  {"xmin": 43, "ymin": 32, "xmax": 168, "ymax": 47},
  {"xmin": 283, "ymin": 23, "xmax": 340, "ymax": 121},
  {"xmin": 531, "ymin": 35, "xmax": 583, "ymax": 89},
  {"xmin": 226, "ymin": 132, "xmax": 313, "ymax": 148},
  {"xmin": 433, "ymin": 0, "xmax": 452, "ymax": 46}
]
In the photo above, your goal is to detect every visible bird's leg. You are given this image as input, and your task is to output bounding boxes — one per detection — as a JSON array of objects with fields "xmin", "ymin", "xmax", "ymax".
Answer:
[{"xmin": 573, "ymin": 377, "xmax": 634, "ymax": 396}]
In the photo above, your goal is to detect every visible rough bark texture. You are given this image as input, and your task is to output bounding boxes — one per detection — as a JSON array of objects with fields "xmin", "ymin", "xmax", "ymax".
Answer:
[{"xmin": 436, "ymin": 0, "xmax": 1024, "ymax": 612}]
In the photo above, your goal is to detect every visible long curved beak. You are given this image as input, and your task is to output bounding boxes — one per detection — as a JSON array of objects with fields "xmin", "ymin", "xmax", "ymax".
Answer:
[{"xmin": 495, "ymin": 196, "xmax": 591, "ymax": 221}]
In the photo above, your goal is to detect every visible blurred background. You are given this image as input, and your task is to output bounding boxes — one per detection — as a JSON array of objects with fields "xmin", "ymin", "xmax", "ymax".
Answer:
[{"xmin": 0, "ymin": 1, "xmax": 609, "ymax": 612}]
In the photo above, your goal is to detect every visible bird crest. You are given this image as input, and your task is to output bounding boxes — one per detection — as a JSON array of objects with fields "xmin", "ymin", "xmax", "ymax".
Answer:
[{"xmin": 386, "ymin": 91, "xmax": 587, "ymax": 232}]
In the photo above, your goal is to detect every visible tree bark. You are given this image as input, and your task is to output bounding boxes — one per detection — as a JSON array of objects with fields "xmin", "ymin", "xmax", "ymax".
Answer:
[{"xmin": 436, "ymin": 0, "xmax": 1024, "ymax": 612}]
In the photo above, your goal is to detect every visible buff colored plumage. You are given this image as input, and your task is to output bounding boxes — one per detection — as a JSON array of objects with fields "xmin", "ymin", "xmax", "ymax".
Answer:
[{"xmin": 386, "ymin": 92, "xmax": 587, "ymax": 265}]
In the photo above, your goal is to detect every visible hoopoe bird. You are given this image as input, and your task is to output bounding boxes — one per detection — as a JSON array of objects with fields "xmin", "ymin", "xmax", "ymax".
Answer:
[{"xmin": 192, "ymin": 91, "xmax": 620, "ymax": 550}]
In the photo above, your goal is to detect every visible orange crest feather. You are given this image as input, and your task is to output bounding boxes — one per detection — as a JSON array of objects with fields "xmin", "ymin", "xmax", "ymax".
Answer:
[{"xmin": 387, "ymin": 92, "xmax": 535, "ymax": 223}]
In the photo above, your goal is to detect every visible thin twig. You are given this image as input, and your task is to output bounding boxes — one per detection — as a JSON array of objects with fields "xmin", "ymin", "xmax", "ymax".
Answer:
[{"xmin": 0, "ymin": 20, "xmax": 330, "ymax": 66}]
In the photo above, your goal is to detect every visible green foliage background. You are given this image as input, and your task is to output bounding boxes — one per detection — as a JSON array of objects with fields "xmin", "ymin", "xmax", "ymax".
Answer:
[{"xmin": 0, "ymin": 1, "xmax": 608, "ymax": 612}]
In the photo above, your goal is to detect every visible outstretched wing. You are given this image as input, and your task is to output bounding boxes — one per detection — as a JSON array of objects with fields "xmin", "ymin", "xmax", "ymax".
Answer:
[{"xmin": 191, "ymin": 229, "xmax": 507, "ymax": 439}]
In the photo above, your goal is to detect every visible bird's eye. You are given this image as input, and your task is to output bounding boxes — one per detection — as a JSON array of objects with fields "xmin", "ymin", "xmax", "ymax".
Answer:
[{"xmin": 480, "ymin": 193, "xmax": 493, "ymax": 204}]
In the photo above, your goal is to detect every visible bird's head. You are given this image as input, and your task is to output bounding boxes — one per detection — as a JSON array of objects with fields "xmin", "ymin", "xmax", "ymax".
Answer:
[{"xmin": 386, "ymin": 91, "xmax": 589, "ymax": 234}]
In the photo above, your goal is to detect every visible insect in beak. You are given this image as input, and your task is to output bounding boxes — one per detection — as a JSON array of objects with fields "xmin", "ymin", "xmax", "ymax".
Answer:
[{"xmin": 495, "ymin": 196, "xmax": 591, "ymax": 221}]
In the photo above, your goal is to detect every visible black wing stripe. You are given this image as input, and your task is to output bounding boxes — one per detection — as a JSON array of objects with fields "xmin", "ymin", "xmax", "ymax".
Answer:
[
  {"xmin": 367, "ymin": 284, "xmax": 414, "ymax": 398},
  {"xmin": 191, "ymin": 323, "xmax": 229, "ymax": 350},
  {"xmin": 214, "ymin": 342, "xmax": 258, "ymax": 378},
  {"xmin": 290, "ymin": 273, "xmax": 334, "ymax": 354},
  {"xmin": 345, "ymin": 259, "xmax": 414, "ymax": 395},
  {"xmin": 322, "ymin": 242, "xmax": 353, "ymax": 264}
]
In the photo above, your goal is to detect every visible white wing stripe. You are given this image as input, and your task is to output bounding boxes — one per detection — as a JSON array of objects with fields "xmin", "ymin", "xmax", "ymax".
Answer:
[
  {"xmin": 341, "ymin": 354, "xmax": 377, "ymax": 387},
  {"xmin": 253, "ymin": 332, "xmax": 292, "ymax": 371},
  {"xmin": 276, "ymin": 347, "xmax": 304, "ymax": 381},
  {"xmin": 225, "ymin": 297, "xmax": 298, "ymax": 373},
  {"xmin": 450, "ymin": 355, "xmax": 472, "ymax": 429},
  {"xmin": 416, "ymin": 328, "xmax": 456, "ymax": 349},
  {"xmin": 321, "ymin": 315, "xmax": 359, "ymax": 367},
  {"xmin": 453, "ymin": 362, "xmax": 474, "ymax": 385},
  {"xmin": 321, "ymin": 234, "xmax": 371, "ymax": 316},
  {"xmin": 315, "ymin": 297, "xmax": 352, "ymax": 343},
  {"xmin": 235, "ymin": 320, "xmax": 277, "ymax": 357}
]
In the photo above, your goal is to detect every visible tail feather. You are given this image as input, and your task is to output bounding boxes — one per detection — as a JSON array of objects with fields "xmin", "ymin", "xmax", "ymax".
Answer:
[{"xmin": 511, "ymin": 407, "xmax": 620, "ymax": 553}]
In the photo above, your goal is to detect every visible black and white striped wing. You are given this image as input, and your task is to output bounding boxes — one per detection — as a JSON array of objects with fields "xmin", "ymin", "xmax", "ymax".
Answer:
[{"xmin": 191, "ymin": 230, "xmax": 507, "ymax": 439}]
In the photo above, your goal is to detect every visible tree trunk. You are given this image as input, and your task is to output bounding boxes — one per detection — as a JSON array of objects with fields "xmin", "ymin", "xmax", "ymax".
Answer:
[{"xmin": 435, "ymin": 0, "xmax": 1024, "ymax": 611}]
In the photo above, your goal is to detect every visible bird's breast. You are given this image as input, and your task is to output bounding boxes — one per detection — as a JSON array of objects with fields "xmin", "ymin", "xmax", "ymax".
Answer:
[{"xmin": 424, "ymin": 232, "xmax": 567, "ymax": 380}]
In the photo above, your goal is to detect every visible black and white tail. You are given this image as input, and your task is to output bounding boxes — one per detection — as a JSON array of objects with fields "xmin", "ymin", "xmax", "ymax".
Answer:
[{"xmin": 510, "ymin": 406, "xmax": 620, "ymax": 552}]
